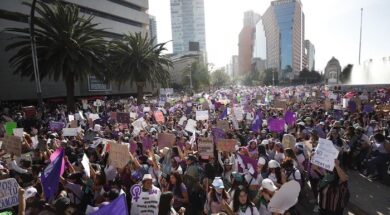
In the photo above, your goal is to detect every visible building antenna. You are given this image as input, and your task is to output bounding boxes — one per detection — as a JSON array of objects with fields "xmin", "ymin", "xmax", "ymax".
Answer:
[{"xmin": 358, "ymin": 8, "xmax": 363, "ymax": 65}]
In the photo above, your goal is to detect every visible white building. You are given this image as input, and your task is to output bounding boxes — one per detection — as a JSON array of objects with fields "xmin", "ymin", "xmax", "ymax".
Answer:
[
  {"xmin": 170, "ymin": 0, "xmax": 207, "ymax": 60},
  {"xmin": 305, "ymin": 40, "xmax": 315, "ymax": 71},
  {"xmin": 149, "ymin": 15, "xmax": 158, "ymax": 45},
  {"xmin": 0, "ymin": 0, "xmax": 150, "ymax": 100}
]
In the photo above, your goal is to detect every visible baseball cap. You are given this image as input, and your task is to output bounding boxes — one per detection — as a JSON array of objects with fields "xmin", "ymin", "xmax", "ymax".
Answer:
[
  {"xmin": 23, "ymin": 186, "xmax": 37, "ymax": 199},
  {"xmin": 268, "ymin": 160, "xmax": 280, "ymax": 169},
  {"xmin": 262, "ymin": 178, "xmax": 277, "ymax": 192},
  {"xmin": 258, "ymin": 157, "xmax": 266, "ymax": 166},
  {"xmin": 212, "ymin": 177, "xmax": 224, "ymax": 189}
]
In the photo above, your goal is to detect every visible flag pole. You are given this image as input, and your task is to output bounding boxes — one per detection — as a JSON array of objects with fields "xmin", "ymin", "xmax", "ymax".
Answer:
[{"xmin": 358, "ymin": 8, "xmax": 363, "ymax": 65}]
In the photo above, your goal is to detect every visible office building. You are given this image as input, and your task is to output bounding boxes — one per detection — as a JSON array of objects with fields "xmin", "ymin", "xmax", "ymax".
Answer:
[
  {"xmin": 305, "ymin": 40, "xmax": 315, "ymax": 71},
  {"xmin": 0, "ymin": 0, "xmax": 149, "ymax": 100},
  {"xmin": 149, "ymin": 15, "xmax": 158, "ymax": 46},
  {"xmin": 170, "ymin": 0, "xmax": 207, "ymax": 60},
  {"xmin": 238, "ymin": 11, "xmax": 260, "ymax": 76},
  {"xmin": 232, "ymin": 55, "xmax": 239, "ymax": 78},
  {"xmin": 262, "ymin": 0, "xmax": 305, "ymax": 80}
]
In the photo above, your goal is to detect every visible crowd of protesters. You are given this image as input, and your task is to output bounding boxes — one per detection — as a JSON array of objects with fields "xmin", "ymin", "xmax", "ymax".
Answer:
[{"xmin": 0, "ymin": 85, "xmax": 389, "ymax": 215}]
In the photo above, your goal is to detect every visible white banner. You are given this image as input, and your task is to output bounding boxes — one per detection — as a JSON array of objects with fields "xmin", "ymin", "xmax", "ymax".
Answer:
[
  {"xmin": 0, "ymin": 178, "xmax": 20, "ymax": 210},
  {"xmin": 311, "ymin": 138, "xmax": 339, "ymax": 171},
  {"xmin": 185, "ymin": 119, "xmax": 197, "ymax": 133},
  {"xmin": 62, "ymin": 128, "xmax": 78, "ymax": 136}
]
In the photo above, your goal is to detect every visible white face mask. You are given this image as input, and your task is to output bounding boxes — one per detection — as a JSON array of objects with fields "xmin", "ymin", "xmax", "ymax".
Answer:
[{"xmin": 216, "ymin": 188, "xmax": 223, "ymax": 194}]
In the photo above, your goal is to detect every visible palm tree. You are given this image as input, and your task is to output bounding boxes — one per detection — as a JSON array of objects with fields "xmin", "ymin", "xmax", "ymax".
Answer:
[
  {"xmin": 5, "ymin": 1, "xmax": 107, "ymax": 111},
  {"xmin": 108, "ymin": 33, "xmax": 172, "ymax": 105}
]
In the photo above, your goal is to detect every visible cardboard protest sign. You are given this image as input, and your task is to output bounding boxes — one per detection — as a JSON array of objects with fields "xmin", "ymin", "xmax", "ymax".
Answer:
[
  {"xmin": 185, "ymin": 119, "xmax": 197, "ymax": 133},
  {"xmin": 233, "ymin": 107, "xmax": 244, "ymax": 121},
  {"xmin": 88, "ymin": 113, "xmax": 100, "ymax": 121},
  {"xmin": 158, "ymin": 133, "xmax": 176, "ymax": 148},
  {"xmin": 1, "ymin": 135, "xmax": 22, "ymax": 156},
  {"xmin": 269, "ymin": 181, "xmax": 301, "ymax": 214},
  {"xmin": 217, "ymin": 139, "xmax": 236, "ymax": 153},
  {"xmin": 0, "ymin": 178, "xmax": 20, "ymax": 210},
  {"xmin": 197, "ymin": 137, "xmax": 214, "ymax": 157},
  {"xmin": 202, "ymin": 101, "xmax": 210, "ymax": 110},
  {"xmin": 311, "ymin": 138, "xmax": 339, "ymax": 171},
  {"xmin": 68, "ymin": 115, "xmax": 75, "ymax": 122},
  {"xmin": 154, "ymin": 111, "xmax": 165, "ymax": 123},
  {"xmin": 268, "ymin": 118, "xmax": 285, "ymax": 133},
  {"xmin": 22, "ymin": 106, "xmax": 37, "ymax": 118},
  {"xmin": 324, "ymin": 99, "xmax": 332, "ymax": 110},
  {"xmin": 142, "ymin": 137, "xmax": 153, "ymax": 151},
  {"xmin": 13, "ymin": 128, "xmax": 24, "ymax": 138},
  {"xmin": 81, "ymin": 154, "xmax": 91, "ymax": 178},
  {"xmin": 216, "ymin": 120, "xmax": 230, "ymax": 131},
  {"xmin": 4, "ymin": 122, "xmax": 17, "ymax": 136},
  {"xmin": 116, "ymin": 112, "xmax": 130, "ymax": 124},
  {"xmin": 108, "ymin": 142, "xmax": 131, "ymax": 169},
  {"xmin": 110, "ymin": 112, "xmax": 117, "ymax": 121},
  {"xmin": 274, "ymin": 100, "xmax": 287, "ymax": 109},
  {"xmin": 62, "ymin": 128, "xmax": 78, "ymax": 136},
  {"xmin": 70, "ymin": 120, "xmax": 78, "ymax": 128},
  {"xmin": 178, "ymin": 116, "xmax": 187, "ymax": 126},
  {"xmin": 196, "ymin": 110, "xmax": 209, "ymax": 121},
  {"xmin": 129, "ymin": 112, "xmax": 137, "ymax": 119}
]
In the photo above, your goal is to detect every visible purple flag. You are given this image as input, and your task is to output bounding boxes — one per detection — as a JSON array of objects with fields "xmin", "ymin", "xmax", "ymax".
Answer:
[
  {"xmin": 268, "ymin": 118, "xmax": 285, "ymax": 133},
  {"xmin": 50, "ymin": 147, "xmax": 65, "ymax": 176},
  {"xmin": 284, "ymin": 111, "xmax": 296, "ymax": 125},
  {"xmin": 91, "ymin": 194, "xmax": 128, "ymax": 215},
  {"xmin": 363, "ymin": 104, "xmax": 374, "ymax": 113},
  {"xmin": 251, "ymin": 109, "xmax": 262, "ymax": 132},
  {"xmin": 212, "ymin": 127, "xmax": 225, "ymax": 144},
  {"xmin": 41, "ymin": 148, "xmax": 64, "ymax": 201},
  {"xmin": 219, "ymin": 107, "xmax": 228, "ymax": 120},
  {"xmin": 49, "ymin": 121, "xmax": 64, "ymax": 131},
  {"xmin": 238, "ymin": 154, "xmax": 258, "ymax": 178}
]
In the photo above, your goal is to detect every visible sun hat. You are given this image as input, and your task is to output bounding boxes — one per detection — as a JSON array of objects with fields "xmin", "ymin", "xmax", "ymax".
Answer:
[{"xmin": 142, "ymin": 174, "xmax": 153, "ymax": 181}]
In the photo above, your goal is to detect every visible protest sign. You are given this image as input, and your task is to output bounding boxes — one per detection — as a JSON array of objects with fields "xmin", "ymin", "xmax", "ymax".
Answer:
[
  {"xmin": 234, "ymin": 107, "xmax": 243, "ymax": 121},
  {"xmin": 154, "ymin": 111, "xmax": 165, "ymax": 123},
  {"xmin": 13, "ymin": 128, "xmax": 24, "ymax": 138},
  {"xmin": 108, "ymin": 142, "xmax": 131, "ymax": 169},
  {"xmin": 1, "ymin": 135, "xmax": 22, "ymax": 156},
  {"xmin": 202, "ymin": 101, "xmax": 210, "ymax": 110},
  {"xmin": 143, "ymin": 107, "xmax": 151, "ymax": 113},
  {"xmin": 110, "ymin": 112, "xmax": 117, "ymax": 121},
  {"xmin": 4, "ymin": 122, "xmax": 17, "ymax": 136},
  {"xmin": 178, "ymin": 116, "xmax": 187, "ymax": 126},
  {"xmin": 158, "ymin": 133, "xmax": 176, "ymax": 148},
  {"xmin": 197, "ymin": 137, "xmax": 214, "ymax": 157},
  {"xmin": 68, "ymin": 115, "xmax": 75, "ymax": 122},
  {"xmin": 88, "ymin": 113, "xmax": 100, "ymax": 121},
  {"xmin": 196, "ymin": 110, "xmax": 209, "ymax": 121},
  {"xmin": 269, "ymin": 181, "xmax": 301, "ymax": 214},
  {"xmin": 117, "ymin": 112, "xmax": 130, "ymax": 124},
  {"xmin": 185, "ymin": 119, "xmax": 197, "ymax": 133},
  {"xmin": 78, "ymin": 111, "xmax": 85, "ymax": 120},
  {"xmin": 22, "ymin": 106, "xmax": 37, "ymax": 118},
  {"xmin": 129, "ymin": 112, "xmax": 137, "ymax": 119},
  {"xmin": 217, "ymin": 139, "xmax": 236, "ymax": 153},
  {"xmin": 142, "ymin": 137, "xmax": 153, "ymax": 151},
  {"xmin": 0, "ymin": 178, "xmax": 20, "ymax": 210},
  {"xmin": 274, "ymin": 100, "xmax": 287, "ymax": 109},
  {"xmin": 342, "ymin": 98, "xmax": 349, "ymax": 109},
  {"xmin": 324, "ymin": 99, "xmax": 332, "ymax": 110},
  {"xmin": 311, "ymin": 138, "xmax": 339, "ymax": 171},
  {"xmin": 70, "ymin": 120, "xmax": 78, "ymax": 128},
  {"xmin": 268, "ymin": 118, "xmax": 285, "ymax": 133},
  {"xmin": 216, "ymin": 120, "xmax": 230, "ymax": 131},
  {"xmin": 62, "ymin": 128, "xmax": 78, "ymax": 136},
  {"xmin": 81, "ymin": 154, "xmax": 90, "ymax": 178},
  {"xmin": 284, "ymin": 111, "xmax": 296, "ymax": 125},
  {"xmin": 132, "ymin": 117, "xmax": 147, "ymax": 134},
  {"xmin": 82, "ymin": 100, "xmax": 88, "ymax": 109}
]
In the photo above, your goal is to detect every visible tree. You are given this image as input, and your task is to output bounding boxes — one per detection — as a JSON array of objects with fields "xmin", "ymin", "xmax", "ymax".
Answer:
[
  {"xmin": 211, "ymin": 68, "xmax": 230, "ymax": 87},
  {"xmin": 5, "ymin": 1, "xmax": 107, "ymax": 111},
  {"xmin": 296, "ymin": 68, "xmax": 322, "ymax": 84},
  {"xmin": 108, "ymin": 33, "xmax": 172, "ymax": 105},
  {"xmin": 181, "ymin": 61, "xmax": 210, "ymax": 92},
  {"xmin": 260, "ymin": 68, "xmax": 279, "ymax": 86},
  {"xmin": 339, "ymin": 64, "xmax": 353, "ymax": 83}
]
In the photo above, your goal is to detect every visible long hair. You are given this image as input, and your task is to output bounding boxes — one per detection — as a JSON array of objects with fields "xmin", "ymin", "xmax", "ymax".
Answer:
[
  {"xmin": 268, "ymin": 167, "xmax": 283, "ymax": 185},
  {"xmin": 168, "ymin": 171, "xmax": 183, "ymax": 197},
  {"xmin": 158, "ymin": 192, "xmax": 173, "ymax": 215},
  {"xmin": 232, "ymin": 186, "xmax": 252, "ymax": 212},
  {"xmin": 209, "ymin": 187, "xmax": 229, "ymax": 203},
  {"xmin": 257, "ymin": 144, "xmax": 267, "ymax": 157},
  {"xmin": 284, "ymin": 148, "xmax": 297, "ymax": 162}
]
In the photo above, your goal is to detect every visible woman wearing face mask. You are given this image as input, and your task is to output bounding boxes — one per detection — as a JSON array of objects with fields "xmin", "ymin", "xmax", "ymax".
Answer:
[
  {"xmin": 267, "ymin": 160, "xmax": 283, "ymax": 188},
  {"xmin": 204, "ymin": 177, "xmax": 231, "ymax": 214},
  {"xmin": 222, "ymin": 186, "xmax": 259, "ymax": 215}
]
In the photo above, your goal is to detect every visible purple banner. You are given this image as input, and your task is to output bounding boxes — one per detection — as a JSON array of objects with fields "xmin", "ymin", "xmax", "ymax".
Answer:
[
  {"xmin": 284, "ymin": 111, "xmax": 297, "ymax": 125},
  {"xmin": 49, "ymin": 121, "xmax": 65, "ymax": 131},
  {"xmin": 212, "ymin": 127, "xmax": 225, "ymax": 144},
  {"xmin": 268, "ymin": 118, "xmax": 285, "ymax": 133},
  {"xmin": 363, "ymin": 104, "xmax": 374, "ymax": 113}
]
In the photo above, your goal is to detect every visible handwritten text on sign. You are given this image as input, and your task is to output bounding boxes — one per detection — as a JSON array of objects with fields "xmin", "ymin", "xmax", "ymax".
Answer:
[
  {"xmin": 0, "ymin": 178, "xmax": 19, "ymax": 210},
  {"xmin": 198, "ymin": 138, "xmax": 214, "ymax": 157},
  {"xmin": 1, "ymin": 136, "xmax": 22, "ymax": 156},
  {"xmin": 311, "ymin": 138, "xmax": 339, "ymax": 171},
  {"xmin": 217, "ymin": 139, "xmax": 236, "ymax": 153},
  {"xmin": 108, "ymin": 142, "xmax": 131, "ymax": 169}
]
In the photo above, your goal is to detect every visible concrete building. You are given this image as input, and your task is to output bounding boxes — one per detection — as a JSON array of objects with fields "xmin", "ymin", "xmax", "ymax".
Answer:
[
  {"xmin": 262, "ymin": 0, "xmax": 305, "ymax": 80},
  {"xmin": 168, "ymin": 53, "xmax": 201, "ymax": 86},
  {"xmin": 305, "ymin": 40, "xmax": 315, "ymax": 71},
  {"xmin": 324, "ymin": 57, "xmax": 341, "ymax": 84},
  {"xmin": 238, "ymin": 11, "xmax": 260, "ymax": 77},
  {"xmin": 231, "ymin": 55, "xmax": 239, "ymax": 79},
  {"xmin": 170, "ymin": 0, "xmax": 206, "ymax": 61},
  {"xmin": 149, "ymin": 15, "xmax": 157, "ymax": 46},
  {"xmin": 0, "ymin": 0, "xmax": 150, "ymax": 101}
]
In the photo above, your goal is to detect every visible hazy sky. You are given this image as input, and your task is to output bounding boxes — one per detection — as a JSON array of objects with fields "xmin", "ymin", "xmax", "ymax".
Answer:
[{"xmin": 149, "ymin": 0, "xmax": 390, "ymax": 71}]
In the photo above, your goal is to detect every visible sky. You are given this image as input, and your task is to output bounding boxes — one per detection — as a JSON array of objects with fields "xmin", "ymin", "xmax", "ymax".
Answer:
[{"xmin": 148, "ymin": 0, "xmax": 390, "ymax": 71}]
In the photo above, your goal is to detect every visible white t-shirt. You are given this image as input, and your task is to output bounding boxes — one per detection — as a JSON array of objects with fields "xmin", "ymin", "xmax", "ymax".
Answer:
[
  {"xmin": 131, "ymin": 185, "xmax": 161, "ymax": 215},
  {"xmin": 229, "ymin": 202, "xmax": 260, "ymax": 215}
]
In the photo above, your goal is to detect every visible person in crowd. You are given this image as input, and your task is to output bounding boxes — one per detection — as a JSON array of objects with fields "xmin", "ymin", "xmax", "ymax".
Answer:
[
  {"xmin": 158, "ymin": 191, "xmax": 185, "ymax": 215},
  {"xmin": 168, "ymin": 171, "xmax": 189, "ymax": 211},
  {"xmin": 204, "ymin": 177, "xmax": 231, "ymax": 214},
  {"xmin": 222, "ymin": 186, "xmax": 259, "ymax": 215}
]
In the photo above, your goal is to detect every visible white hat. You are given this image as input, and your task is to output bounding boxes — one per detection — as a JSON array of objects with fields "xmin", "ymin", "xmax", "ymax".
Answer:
[
  {"xmin": 262, "ymin": 178, "xmax": 277, "ymax": 192},
  {"xmin": 23, "ymin": 186, "xmax": 37, "ymax": 199},
  {"xmin": 261, "ymin": 140, "xmax": 269, "ymax": 145},
  {"xmin": 297, "ymin": 122, "xmax": 305, "ymax": 126},
  {"xmin": 258, "ymin": 157, "xmax": 266, "ymax": 166},
  {"xmin": 212, "ymin": 177, "xmax": 225, "ymax": 189},
  {"xmin": 268, "ymin": 160, "xmax": 280, "ymax": 169},
  {"xmin": 142, "ymin": 174, "xmax": 153, "ymax": 181}
]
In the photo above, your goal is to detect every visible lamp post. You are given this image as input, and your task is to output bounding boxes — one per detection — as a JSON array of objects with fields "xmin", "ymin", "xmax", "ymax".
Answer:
[{"xmin": 30, "ymin": 0, "xmax": 43, "ymax": 109}]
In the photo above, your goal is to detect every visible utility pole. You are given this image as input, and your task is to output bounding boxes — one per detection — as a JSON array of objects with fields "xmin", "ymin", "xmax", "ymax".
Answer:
[
  {"xmin": 358, "ymin": 8, "xmax": 363, "ymax": 65},
  {"xmin": 30, "ymin": 0, "xmax": 43, "ymax": 109}
]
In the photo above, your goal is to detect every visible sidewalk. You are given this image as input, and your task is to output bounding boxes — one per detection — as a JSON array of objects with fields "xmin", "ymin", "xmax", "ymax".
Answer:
[{"xmin": 347, "ymin": 171, "xmax": 390, "ymax": 215}]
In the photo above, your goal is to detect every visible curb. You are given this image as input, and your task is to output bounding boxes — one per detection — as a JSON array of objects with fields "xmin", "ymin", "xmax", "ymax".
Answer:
[{"xmin": 348, "ymin": 200, "xmax": 372, "ymax": 215}]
